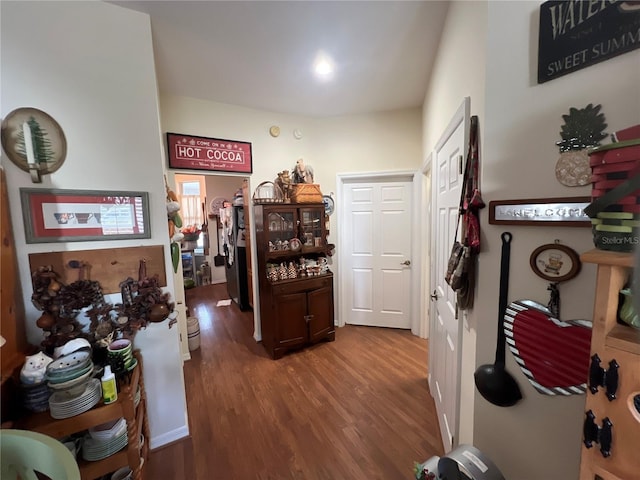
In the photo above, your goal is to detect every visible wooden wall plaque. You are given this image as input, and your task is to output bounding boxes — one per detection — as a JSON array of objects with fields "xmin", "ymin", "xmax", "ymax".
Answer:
[{"xmin": 28, "ymin": 245, "xmax": 166, "ymax": 294}]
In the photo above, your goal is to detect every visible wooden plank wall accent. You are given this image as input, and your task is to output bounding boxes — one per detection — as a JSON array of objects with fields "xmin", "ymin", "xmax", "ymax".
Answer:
[
  {"xmin": 1, "ymin": 170, "xmax": 29, "ymax": 373},
  {"xmin": 28, "ymin": 245, "xmax": 166, "ymax": 294},
  {"xmin": 1, "ymin": 169, "xmax": 30, "ymax": 423}
]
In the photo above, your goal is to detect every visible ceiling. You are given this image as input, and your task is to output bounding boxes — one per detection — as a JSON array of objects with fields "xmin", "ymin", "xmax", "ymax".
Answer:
[{"xmin": 109, "ymin": 1, "xmax": 450, "ymax": 118}]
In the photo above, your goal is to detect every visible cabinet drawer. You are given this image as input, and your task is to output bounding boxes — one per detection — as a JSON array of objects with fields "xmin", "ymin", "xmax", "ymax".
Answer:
[{"xmin": 271, "ymin": 275, "xmax": 332, "ymax": 296}]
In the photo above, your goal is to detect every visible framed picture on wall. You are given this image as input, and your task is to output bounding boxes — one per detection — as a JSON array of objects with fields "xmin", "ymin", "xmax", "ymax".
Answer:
[{"xmin": 20, "ymin": 188, "xmax": 151, "ymax": 243}]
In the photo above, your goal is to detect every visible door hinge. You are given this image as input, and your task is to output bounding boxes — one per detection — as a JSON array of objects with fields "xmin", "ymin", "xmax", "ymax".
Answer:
[{"xmin": 458, "ymin": 155, "xmax": 463, "ymax": 174}]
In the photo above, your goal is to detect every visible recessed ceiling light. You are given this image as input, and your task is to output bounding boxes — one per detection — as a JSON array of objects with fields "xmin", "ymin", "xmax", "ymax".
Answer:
[{"xmin": 313, "ymin": 51, "xmax": 335, "ymax": 80}]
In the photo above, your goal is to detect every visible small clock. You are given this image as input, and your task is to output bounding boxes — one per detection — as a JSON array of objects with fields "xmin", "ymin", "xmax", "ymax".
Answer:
[
  {"xmin": 323, "ymin": 195, "xmax": 335, "ymax": 216},
  {"xmin": 289, "ymin": 238, "xmax": 302, "ymax": 252},
  {"xmin": 210, "ymin": 196, "xmax": 227, "ymax": 215}
]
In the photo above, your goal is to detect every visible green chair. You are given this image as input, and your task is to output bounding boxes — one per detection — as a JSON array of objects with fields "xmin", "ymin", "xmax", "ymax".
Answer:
[{"xmin": 0, "ymin": 429, "xmax": 81, "ymax": 480}]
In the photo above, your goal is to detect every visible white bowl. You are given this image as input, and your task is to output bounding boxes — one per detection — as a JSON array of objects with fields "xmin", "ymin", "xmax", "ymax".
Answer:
[
  {"xmin": 111, "ymin": 466, "xmax": 132, "ymax": 480},
  {"xmin": 57, "ymin": 338, "xmax": 91, "ymax": 358}
]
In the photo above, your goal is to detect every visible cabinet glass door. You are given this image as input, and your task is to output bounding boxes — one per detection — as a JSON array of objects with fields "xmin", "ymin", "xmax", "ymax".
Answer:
[
  {"xmin": 300, "ymin": 208, "xmax": 323, "ymax": 248},
  {"xmin": 267, "ymin": 211, "xmax": 295, "ymax": 251}
]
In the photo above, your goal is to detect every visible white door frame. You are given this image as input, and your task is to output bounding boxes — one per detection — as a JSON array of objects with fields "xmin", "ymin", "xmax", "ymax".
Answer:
[
  {"xmin": 420, "ymin": 156, "xmax": 432, "ymax": 340},
  {"xmin": 427, "ymin": 96, "xmax": 470, "ymax": 449},
  {"xmin": 336, "ymin": 170, "xmax": 424, "ymax": 336}
]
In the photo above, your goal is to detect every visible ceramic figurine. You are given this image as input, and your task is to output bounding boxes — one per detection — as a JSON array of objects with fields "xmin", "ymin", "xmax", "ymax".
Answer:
[
  {"xmin": 278, "ymin": 263, "xmax": 288, "ymax": 280},
  {"xmin": 292, "ymin": 158, "xmax": 314, "ymax": 184},
  {"xmin": 318, "ymin": 257, "xmax": 329, "ymax": 273},
  {"xmin": 288, "ymin": 262, "xmax": 297, "ymax": 279},
  {"xmin": 20, "ymin": 351, "xmax": 53, "ymax": 384},
  {"xmin": 276, "ymin": 170, "xmax": 292, "ymax": 202},
  {"xmin": 267, "ymin": 265, "xmax": 279, "ymax": 283}
]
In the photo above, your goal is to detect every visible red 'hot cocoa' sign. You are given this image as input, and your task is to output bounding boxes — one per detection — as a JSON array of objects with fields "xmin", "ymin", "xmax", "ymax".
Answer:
[{"xmin": 166, "ymin": 132, "xmax": 252, "ymax": 173}]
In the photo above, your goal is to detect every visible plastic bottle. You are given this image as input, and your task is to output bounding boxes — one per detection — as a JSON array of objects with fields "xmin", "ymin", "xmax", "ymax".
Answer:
[{"xmin": 101, "ymin": 365, "xmax": 118, "ymax": 404}]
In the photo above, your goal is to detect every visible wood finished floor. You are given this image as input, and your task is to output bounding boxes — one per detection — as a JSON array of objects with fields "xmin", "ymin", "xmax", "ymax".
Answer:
[{"xmin": 144, "ymin": 283, "xmax": 443, "ymax": 480}]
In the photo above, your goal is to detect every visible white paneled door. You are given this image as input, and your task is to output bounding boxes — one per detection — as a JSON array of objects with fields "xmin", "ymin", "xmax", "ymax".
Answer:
[
  {"xmin": 429, "ymin": 99, "xmax": 469, "ymax": 451},
  {"xmin": 343, "ymin": 180, "xmax": 413, "ymax": 329}
]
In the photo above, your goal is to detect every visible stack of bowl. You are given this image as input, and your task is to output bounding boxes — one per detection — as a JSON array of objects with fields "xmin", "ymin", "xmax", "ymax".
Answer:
[
  {"xmin": 21, "ymin": 381, "xmax": 51, "ymax": 413},
  {"xmin": 45, "ymin": 348, "xmax": 95, "ymax": 398},
  {"xmin": 107, "ymin": 339, "xmax": 137, "ymax": 373}
]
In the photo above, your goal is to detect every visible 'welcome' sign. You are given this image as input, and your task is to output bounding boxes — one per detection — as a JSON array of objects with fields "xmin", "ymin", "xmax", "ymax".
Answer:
[{"xmin": 538, "ymin": 0, "xmax": 640, "ymax": 84}]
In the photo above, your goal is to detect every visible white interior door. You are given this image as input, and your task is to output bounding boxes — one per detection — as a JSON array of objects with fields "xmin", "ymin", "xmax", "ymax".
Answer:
[
  {"xmin": 429, "ymin": 99, "xmax": 469, "ymax": 451},
  {"xmin": 342, "ymin": 180, "xmax": 413, "ymax": 329}
]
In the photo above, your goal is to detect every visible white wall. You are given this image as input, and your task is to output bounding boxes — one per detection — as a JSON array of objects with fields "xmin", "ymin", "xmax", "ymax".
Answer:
[
  {"xmin": 1, "ymin": 1, "xmax": 188, "ymax": 448},
  {"xmin": 425, "ymin": 1, "xmax": 640, "ymax": 479},
  {"xmin": 160, "ymin": 95, "xmax": 423, "ymax": 336},
  {"xmin": 478, "ymin": 3, "xmax": 639, "ymax": 478}
]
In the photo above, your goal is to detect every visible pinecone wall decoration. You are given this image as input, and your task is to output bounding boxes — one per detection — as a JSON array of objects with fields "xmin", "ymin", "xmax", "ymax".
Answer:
[{"xmin": 555, "ymin": 103, "xmax": 607, "ymax": 186}]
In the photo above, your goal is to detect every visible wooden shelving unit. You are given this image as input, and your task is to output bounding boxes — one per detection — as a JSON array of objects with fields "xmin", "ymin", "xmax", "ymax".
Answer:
[
  {"xmin": 16, "ymin": 351, "xmax": 150, "ymax": 480},
  {"xmin": 579, "ymin": 249, "xmax": 640, "ymax": 480}
]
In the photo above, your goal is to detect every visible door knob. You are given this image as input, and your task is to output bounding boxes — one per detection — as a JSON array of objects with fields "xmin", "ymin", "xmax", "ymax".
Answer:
[
  {"xmin": 430, "ymin": 290, "xmax": 439, "ymax": 301},
  {"xmin": 401, "ymin": 260, "xmax": 411, "ymax": 266}
]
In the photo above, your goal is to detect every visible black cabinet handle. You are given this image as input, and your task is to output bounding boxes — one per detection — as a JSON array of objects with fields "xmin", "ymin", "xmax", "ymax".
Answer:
[
  {"xmin": 600, "ymin": 417, "xmax": 613, "ymax": 458},
  {"xmin": 589, "ymin": 354, "xmax": 605, "ymax": 394},
  {"xmin": 583, "ymin": 410, "xmax": 599, "ymax": 448},
  {"xmin": 605, "ymin": 359, "xmax": 619, "ymax": 401}
]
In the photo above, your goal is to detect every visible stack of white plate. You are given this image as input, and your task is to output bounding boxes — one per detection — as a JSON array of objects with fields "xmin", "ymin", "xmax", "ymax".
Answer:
[
  {"xmin": 49, "ymin": 378, "xmax": 102, "ymax": 419},
  {"xmin": 82, "ymin": 417, "xmax": 128, "ymax": 461},
  {"xmin": 88, "ymin": 418, "xmax": 126, "ymax": 440}
]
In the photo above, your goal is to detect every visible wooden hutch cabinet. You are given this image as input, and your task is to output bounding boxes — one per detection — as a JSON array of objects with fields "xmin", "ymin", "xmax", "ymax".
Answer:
[{"xmin": 254, "ymin": 202, "xmax": 335, "ymax": 359}]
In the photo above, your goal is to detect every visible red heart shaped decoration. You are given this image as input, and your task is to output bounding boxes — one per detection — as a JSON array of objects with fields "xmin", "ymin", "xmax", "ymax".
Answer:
[{"xmin": 504, "ymin": 300, "xmax": 592, "ymax": 395}]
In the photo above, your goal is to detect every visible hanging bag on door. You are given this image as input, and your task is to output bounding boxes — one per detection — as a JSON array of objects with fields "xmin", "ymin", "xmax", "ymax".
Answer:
[
  {"xmin": 445, "ymin": 116, "xmax": 483, "ymax": 309},
  {"xmin": 445, "ymin": 240, "xmax": 465, "ymax": 290},
  {"xmin": 461, "ymin": 115, "xmax": 484, "ymax": 254}
]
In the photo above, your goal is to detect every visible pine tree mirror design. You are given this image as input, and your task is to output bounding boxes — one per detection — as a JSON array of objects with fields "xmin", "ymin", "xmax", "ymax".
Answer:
[
  {"xmin": 1, "ymin": 107, "xmax": 67, "ymax": 183},
  {"xmin": 555, "ymin": 103, "xmax": 607, "ymax": 187}
]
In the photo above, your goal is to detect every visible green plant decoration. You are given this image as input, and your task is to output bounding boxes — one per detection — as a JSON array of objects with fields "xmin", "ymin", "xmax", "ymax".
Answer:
[
  {"xmin": 555, "ymin": 103, "xmax": 608, "ymax": 187},
  {"xmin": 556, "ymin": 103, "xmax": 608, "ymax": 152},
  {"xmin": 16, "ymin": 116, "xmax": 55, "ymax": 164}
]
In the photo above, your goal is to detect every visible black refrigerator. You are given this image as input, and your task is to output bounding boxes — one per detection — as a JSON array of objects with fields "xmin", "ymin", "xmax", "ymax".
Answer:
[{"xmin": 221, "ymin": 205, "xmax": 250, "ymax": 311}]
